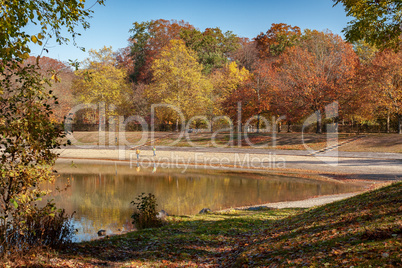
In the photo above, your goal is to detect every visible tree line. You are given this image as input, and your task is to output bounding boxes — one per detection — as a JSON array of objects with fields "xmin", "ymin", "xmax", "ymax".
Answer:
[{"xmin": 42, "ymin": 19, "xmax": 401, "ymax": 134}]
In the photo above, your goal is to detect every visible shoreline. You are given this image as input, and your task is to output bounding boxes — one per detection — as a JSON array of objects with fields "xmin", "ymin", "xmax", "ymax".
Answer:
[{"xmin": 218, "ymin": 191, "xmax": 366, "ymax": 211}]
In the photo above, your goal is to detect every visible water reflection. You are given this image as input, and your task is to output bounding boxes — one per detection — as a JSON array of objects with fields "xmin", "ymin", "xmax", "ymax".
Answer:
[{"xmin": 44, "ymin": 162, "xmax": 363, "ymax": 242}]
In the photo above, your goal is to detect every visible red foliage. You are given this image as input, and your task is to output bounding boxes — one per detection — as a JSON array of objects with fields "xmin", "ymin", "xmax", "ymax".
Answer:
[{"xmin": 271, "ymin": 31, "xmax": 358, "ymax": 129}]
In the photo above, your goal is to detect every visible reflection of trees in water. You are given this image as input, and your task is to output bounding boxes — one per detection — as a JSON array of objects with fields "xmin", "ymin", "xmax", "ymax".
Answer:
[{"xmin": 45, "ymin": 167, "xmax": 362, "ymax": 241}]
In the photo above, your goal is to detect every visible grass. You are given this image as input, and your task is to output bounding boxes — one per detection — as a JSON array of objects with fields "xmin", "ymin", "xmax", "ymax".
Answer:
[
  {"xmin": 6, "ymin": 182, "xmax": 401, "ymax": 267},
  {"xmin": 234, "ymin": 181, "xmax": 402, "ymax": 267}
]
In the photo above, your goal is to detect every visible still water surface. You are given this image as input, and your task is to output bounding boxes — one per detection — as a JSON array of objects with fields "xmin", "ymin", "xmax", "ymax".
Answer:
[{"xmin": 47, "ymin": 162, "xmax": 363, "ymax": 241}]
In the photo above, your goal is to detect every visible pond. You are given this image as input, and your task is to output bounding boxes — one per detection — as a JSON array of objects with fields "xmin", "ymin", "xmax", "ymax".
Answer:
[{"xmin": 45, "ymin": 160, "xmax": 364, "ymax": 242}]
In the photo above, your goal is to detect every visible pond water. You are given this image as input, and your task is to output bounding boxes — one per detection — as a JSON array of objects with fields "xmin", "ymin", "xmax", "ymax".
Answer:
[{"xmin": 45, "ymin": 161, "xmax": 363, "ymax": 242}]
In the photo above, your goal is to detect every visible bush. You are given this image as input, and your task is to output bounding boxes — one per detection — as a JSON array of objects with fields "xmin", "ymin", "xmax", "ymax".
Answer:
[
  {"xmin": 0, "ymin": 200, "xmax": 74, "ymax": 258},
  {"xmin": 131, "ymin": 193, "xmax": 163, "ymax": 230}
]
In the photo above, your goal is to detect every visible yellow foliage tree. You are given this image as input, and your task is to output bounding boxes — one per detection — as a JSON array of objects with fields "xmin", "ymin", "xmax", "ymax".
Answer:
[
  {"xmin": 73, "ymin": 46, "xmax": 131, "ymax": 120},
  {"xmin": 210, "ymin": 61, "xmax": 250, "ymax": 116},
  {"xmin": 146, "ymin": 39, "xmax": 212, "ymax": 129}
]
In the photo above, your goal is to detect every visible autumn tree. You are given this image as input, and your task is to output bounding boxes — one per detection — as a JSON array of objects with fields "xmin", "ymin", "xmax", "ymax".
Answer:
[
  {"xmin": 333, "ymin": 0, "xmax": 402, "ymax": 50},
  {"xmin": 180, "ymin": 27, "xmax": 240, "ymax": 73},
  {"xmin": 255, "ymin": 23, "xmax": 301, "ymax": 59},
  {"xmin": 221, "ymin": 82, "xmax": 257, "ymax": 127},
  {"xmin": 73, "ymin": 46, "xmax": 131, "ymax": 126},
  {"xmin": 361, "ymin": 50, "xmax": 402, "ymax": 133},
  {"xmin": 270, "ymin": 61, "xmax": 311, "ymax": 130},
  {"xmin": 244, "ymin": 61, "xmax": 273, "ymax": 132},
  {"xmin": 341, "ymin": 41, "xmax": 380, "ymax": 128},
  {"xmin": 128, "ymin": 19, "xmax": 194, "ymax": 83},
  {"xmin": 115, "ymin": 46, "xmax": 135, "ymax": 75},
  {"xmin": 210, "ymin": 62, "xmax": 250, "ymax": 130},
  {"xmin": 211, "ymin": 62, "xmax": 250, "ymax": 106},
  {"xmin": 146, "ymin": 39, "xmax": 212, "ymax": 130},
  {"xmin": 0, "ymin": 0, "xmax": 104, "ymax": 256},
  {"xmin": 23, "ymin": 56, "xmax": 75, "ymax": 123},
  {"xmin": 334, "ymin": 0, "xmax": 402, "ymax": 131},
  {"xmin": 274, "ymin": 30, "xmax": 358, "ymax": 133},
  {"xmin": 221, "ymin": 61, "xmax": 272, "ymax": 132},
  {"xmin": 231, "ymin": 37, "xmax": 259, "ymax": 71}
]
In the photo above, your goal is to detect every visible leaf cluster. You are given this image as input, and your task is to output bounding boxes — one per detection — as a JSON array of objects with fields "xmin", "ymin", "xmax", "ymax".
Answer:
[
  {"xmin": 0, "ymin": 0, "xmax": 105, "ymax": 67},
  {"xmin": 334, "ymin": 0, "xmax": 402, "ymax": 50}
]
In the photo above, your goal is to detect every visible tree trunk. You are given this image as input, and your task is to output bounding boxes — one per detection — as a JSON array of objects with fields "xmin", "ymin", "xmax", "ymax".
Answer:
[
  {"xmin": 398, "ymin": 113, "xmax": 402, "ymax": 134},
  {"xmin": 176, "ymin": 118, "xmax": 179, "ymax": 132},
  {"xmin": 98, "ymin": 111, "xmax": 102, "ymax": 132},
  {"xmin": 387, "ymin": 109, "xmax": 390, "ymax": 133},
  {"xmin": 316, "ymin": 111, "xmax": 322, "ymax": 134},
  {"xmin": 287, "ymin": 121, "xmax": 291, "ymax": 133},
  {"xmin": 238, "ymin": 122, "xmax": 242, "ymax": 146},
  {"xmin": 256, "ymin": 113, "xmax": 260, "ymax": 133}
]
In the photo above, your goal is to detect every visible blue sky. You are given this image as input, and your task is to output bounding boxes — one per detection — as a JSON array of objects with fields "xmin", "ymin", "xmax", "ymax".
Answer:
[{"xmin": 27, "ymin": 0, "xmax": 351, "ymax": 63}]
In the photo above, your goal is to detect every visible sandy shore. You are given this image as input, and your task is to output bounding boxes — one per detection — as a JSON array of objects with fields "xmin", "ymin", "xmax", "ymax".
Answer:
[
  {"xmin": 55, "ymin": 147, "xmax": 402, "ymax": 179},
  {"xmin": 219, "ymin": 192, "xmax": 362, "ymax": 211}
]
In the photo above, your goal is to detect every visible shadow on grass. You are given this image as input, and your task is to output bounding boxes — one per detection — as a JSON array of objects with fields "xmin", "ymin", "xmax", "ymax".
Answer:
[
  {"xmin": 56, "ymin": 209, "xmax": 302, "ymax": 266},
  {"xmin": 233, "ymin": 182, "xmax": 402, "ymax": 267}
]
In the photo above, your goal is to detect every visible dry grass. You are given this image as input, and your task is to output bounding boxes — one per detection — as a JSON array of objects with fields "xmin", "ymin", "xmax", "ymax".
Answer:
[
  {"xmin": 340, "ymin": 134, "xmax": 402, "ymax": 153},
  {"xmin": 63, "ymin": 131, "xmax": 365, "ymax": 151},
  {"xmin": 62, "ymin": 131, "xmax": 402, "ymax": 153}
]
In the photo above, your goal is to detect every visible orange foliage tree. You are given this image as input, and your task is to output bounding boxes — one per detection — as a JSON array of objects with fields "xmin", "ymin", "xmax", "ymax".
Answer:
[
  {"xmin": 360, "ymin": 49, "xmax": 402, "ymax": 133},
  {"xmin": 221, "ymin": 60, "xmax": 272, "ymax": 132},
  {"xmin": 273, "ymin": 30, "xmax": 358, "ymax": 133}
]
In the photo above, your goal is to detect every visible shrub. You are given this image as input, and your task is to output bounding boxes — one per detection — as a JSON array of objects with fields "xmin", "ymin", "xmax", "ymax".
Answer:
[
  {"xmin": 0, "ymin": 200, "xmax": 74, "ymax": 258},
  {"xmin": 131, "ymin": 193, "xmax": 163, "ymax": 230}
]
